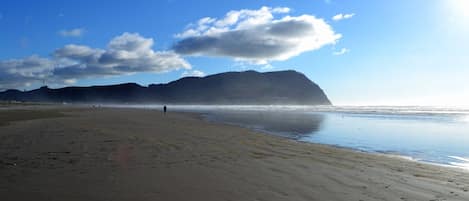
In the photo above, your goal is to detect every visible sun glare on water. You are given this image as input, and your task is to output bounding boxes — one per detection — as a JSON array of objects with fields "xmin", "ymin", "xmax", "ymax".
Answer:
[{"xmin": 461, "ymin": 115, "xmax": 469, "ymax": 123}]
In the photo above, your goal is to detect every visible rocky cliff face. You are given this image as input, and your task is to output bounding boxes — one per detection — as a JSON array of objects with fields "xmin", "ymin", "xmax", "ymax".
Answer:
[{"xmin": 0, "ymin": 70, "xmax": 332, "ymax": 105}]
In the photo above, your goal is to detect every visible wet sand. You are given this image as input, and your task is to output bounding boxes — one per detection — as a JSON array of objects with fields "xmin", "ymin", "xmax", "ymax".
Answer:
[{"xmin": 1, "ymin": 106, "xmax": 469, "ymax": 201}]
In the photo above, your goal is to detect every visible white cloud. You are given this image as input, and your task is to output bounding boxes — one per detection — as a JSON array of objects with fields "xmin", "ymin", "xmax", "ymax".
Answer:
[
  {"xmin": 54, "ymin": 32, "xmax": 191, "ymax": 79},
  {"xmin": 181, "ymin": 70, "xmax": 205, "ymax": 77},
  {"xmin": 0, "ymin": 55, "xmax": 55, "ymax": 89},
  {"xmin": 332, "ymin": 13, "xmax": 355, "ymax": 21},
  {"xmin": 58, "ymin": 28, "xmax": 85, "ymax": 37},
  {"xmin": 0, "ymin": 33, "xmax": 191, "ymax": 90},
  {"xmin": 333, "ymin": 48, "xmax": 350, "ymax": 55},
  {"xmin": 271, "ymin": 7, "xmax": 291, "ymax": 13},
  {"xmin": 173, "ymin": 6, "xmax": 341, "ymax": 64}
]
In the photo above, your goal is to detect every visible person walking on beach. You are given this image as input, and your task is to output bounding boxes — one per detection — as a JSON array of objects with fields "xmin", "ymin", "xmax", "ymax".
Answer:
[{"xmin": 163, "ymin": 105, "xmax": 167, "ymax": 115}]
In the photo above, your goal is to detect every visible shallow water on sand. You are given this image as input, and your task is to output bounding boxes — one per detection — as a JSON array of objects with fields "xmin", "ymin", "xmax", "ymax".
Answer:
[{"xmin": 110, "ymin": 105, "xmax": 469, "ymax": 169}]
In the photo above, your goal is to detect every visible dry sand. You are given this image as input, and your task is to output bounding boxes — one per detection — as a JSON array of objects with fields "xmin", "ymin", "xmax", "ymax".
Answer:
[{"xmin": 1, "ymin": 106, "xmax": 469, "ymax": 201}]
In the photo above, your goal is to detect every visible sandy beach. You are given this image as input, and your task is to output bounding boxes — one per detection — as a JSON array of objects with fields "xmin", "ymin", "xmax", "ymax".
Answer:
[{"xmin": 1, "ymin": 106, "xmax": 469, "ymax": 201}]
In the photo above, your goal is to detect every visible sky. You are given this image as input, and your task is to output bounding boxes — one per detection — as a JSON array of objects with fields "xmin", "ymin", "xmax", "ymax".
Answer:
[{"xmin": 1, "ymin": 0, "xmax": 468, "ymax": 106}]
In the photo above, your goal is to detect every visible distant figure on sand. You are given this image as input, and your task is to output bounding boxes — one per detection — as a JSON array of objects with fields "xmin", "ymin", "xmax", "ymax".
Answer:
[{"xmin": 163, "ymin": 105, "xmax": 167, "ymax": 115}]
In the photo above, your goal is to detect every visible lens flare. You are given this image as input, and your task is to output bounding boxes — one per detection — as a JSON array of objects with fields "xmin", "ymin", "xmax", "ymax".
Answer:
[{"xmin": 448, "ymin": 0, "xmax": 469, "ymax": 18}]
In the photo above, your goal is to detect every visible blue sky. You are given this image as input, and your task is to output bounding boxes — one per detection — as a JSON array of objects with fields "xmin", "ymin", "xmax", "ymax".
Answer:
[{"xmin": 1, "ymin": 0, "xmax": 468, "ymax": 106}]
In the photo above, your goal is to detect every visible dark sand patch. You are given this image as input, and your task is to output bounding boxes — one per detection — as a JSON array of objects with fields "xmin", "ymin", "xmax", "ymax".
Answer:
[{"xmin": 0, "ymin": 109, "xmax": 66, "ymax": 127}]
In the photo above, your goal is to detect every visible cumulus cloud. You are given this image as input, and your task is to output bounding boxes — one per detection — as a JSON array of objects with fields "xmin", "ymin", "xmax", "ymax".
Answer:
[
  {"xmin": 173, "ymin": 6, "xmax": 341, "ymax": 64},
  {"xmin": 0, "ymin": 33, "xmax": 190, "ymax": 90},
  {"xmin": 332, "ymin": 13, "xmax": 355, "ymax": 21},
  {"xmin": 333, "ymin": 48, "xmax": 350, "ymax": 55},
  {"xmin": 181, "ymin": 70, "xmax": 205, "ymax": 77},
  {"xmin": 0, "ymin": 55, "xmax": 54, "ymax": 89},
  {"xmin": 54, "ymin": 33, "xmax": 190, "ymax": 79},
  {"xmin": 58, "ymin": 28, "xmax": 86, "ymax": 37}
]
